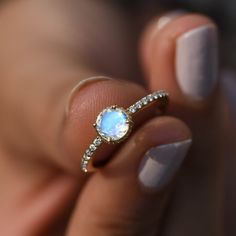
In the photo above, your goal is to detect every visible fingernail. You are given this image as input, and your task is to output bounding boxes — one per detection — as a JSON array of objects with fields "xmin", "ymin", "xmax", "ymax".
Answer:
[
  {"xmin": 157, "ymin": 10, "xmax": 187, "ymax": 31},
  {"xmin": 138, "ymin": 139, "xmax": 192, "ymax": 189},
  {"xmin": 176, "ymin": 25, "xmax": 218, "ymax": 100},
  {"xmin": 65, "ymin": 76, "xmax": 112, "ymax": 116}
]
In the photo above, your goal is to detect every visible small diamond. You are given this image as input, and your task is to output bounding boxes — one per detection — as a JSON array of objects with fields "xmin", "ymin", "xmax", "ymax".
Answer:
[
  {"xmin": 86, "ymin": 149, "xmax": 93, "ymax": 156},
  {"xmin": 136, "ymin": 101, "xmax": 143, "ymax": 109},
  {"xmin": 83, "ymin": 160, "xmax": 88, "ymax": 165},
  {"xmin": 153, "ymin": 93, "xmax": 159, "ymax": 99},
  {"xmin": 147, "ymin": 94, "xmax": 154, "ymax": 102},
  {"xmin": 128, "ymin": 106, "xmax": 137, "ymax": 114},
  {"xmin": 81, "ymin": 160, "xmax": 88, "ymax": 172},
  {"xmin": 94, "ymin": 137, "xmax": 102, "ymax": 146},
  {"xmin": 81, "ymin": 160, "xmax": 88, "ymax": 167},
  {"xmin": 83, "ymin": 154, "xmax": 90, "ymax": 161},
  {"xmin": 89, "ymin": 144, "xmax": 96, "ymax": 151},
  {"xmin": 141, "ymin": 97, "xmax": 148, "ymax": 105}
]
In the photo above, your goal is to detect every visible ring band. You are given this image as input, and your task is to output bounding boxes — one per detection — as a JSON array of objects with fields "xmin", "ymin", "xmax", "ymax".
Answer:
[{"xmin": 81, "ymin": 90, "xmax": 169, "ymax": 173}]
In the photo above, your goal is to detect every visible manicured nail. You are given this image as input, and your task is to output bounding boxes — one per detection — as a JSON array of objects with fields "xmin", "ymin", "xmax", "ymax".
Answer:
[
  {"xmin": 65, "ymin": 76, "xmax": 112, "ymax": 116},
  {"xmin": 176, "ymin": 25, "xmax": 218, "ymax": 100},
  {"xmin": 157, "ymin": 10, "xmax": 187, "ymax": 31},
  {"xmin": 138, "ymin": 139, "xmax": 192, "ymax": 189}
]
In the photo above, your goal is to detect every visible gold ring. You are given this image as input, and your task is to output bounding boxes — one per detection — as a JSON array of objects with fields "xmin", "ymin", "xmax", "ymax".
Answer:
[{"xmin": 81, "ymin": 90, "xmax": 169, "ymax": 173}]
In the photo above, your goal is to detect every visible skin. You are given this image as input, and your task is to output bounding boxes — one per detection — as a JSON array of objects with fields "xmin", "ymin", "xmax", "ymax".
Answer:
[{"xmin": 0, "ymin": 0, "xmax": 234, "ymax": 235}]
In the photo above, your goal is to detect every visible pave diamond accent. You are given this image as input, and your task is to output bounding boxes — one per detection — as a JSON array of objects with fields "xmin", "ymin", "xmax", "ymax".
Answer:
[
  {"xmin": 86, "ymin": 149, "xmax": 93, "ymax": 156},
  {"xmin": 127, "ymin": 91, "xmax": 168, "ymax": 115},
  {"xmin": 147, "ymin": 94, "xmax": 154, "ymax": 102},
  {"xmin": 89, "ymin": 144, "xmax": 96, "ymax": 151},
  {"xmin": 83, "ymin": 154, "xmax": 91, "ymax": 161},
  {"xmin": 136, "ymin": 101, "xmax": 143, "ymax": 109},
  {"xmin": 141, "ymin": 97, "xmax": 148, "ymax": 105},
  {"xmin": 127, "ymin": 105, "xmax": 137, "ymax": 114},
  {"xmin": 94, "ymin": 137, "xmax": 102, "ymax": 146},
  {"xmin": 81, "ymin": 136, "xmax": 103, "ymax": 172}
]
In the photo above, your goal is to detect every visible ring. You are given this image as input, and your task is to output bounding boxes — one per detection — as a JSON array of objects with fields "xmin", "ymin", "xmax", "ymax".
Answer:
[{"xmin": 81, "ymin": 90, "xmax": 169, "ymax": 173}]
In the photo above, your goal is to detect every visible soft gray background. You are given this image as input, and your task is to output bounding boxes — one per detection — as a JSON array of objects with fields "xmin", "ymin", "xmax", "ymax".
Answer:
[{"xmin": 118, "ymin": 0, "xmax": 236, "ymax": 69}]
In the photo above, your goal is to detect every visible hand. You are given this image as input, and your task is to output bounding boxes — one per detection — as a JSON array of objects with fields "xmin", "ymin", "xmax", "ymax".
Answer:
[{"xmin": 0, "ymin": 1, "xmax": 233, "ymax": 235}]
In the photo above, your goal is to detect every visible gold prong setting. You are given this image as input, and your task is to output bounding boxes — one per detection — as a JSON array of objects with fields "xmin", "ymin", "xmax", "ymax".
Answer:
[{"xmin": 95, "ymin": 106, "xmax": 132, "ymax": 144}]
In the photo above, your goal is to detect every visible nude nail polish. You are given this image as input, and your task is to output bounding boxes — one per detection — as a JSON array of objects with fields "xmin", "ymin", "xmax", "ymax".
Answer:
[
  {"xmin": 176, "ymin": 25, "xmax": 218, "ymax": 100},
  {"xmin": 138, "ymin": 139, "xmax": 192, "ymax": 189}
]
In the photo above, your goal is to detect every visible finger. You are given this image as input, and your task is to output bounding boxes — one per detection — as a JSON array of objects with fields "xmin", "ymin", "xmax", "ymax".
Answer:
[
  {"xmin": 140, "ymin": 13, "xmax": 221, "ymax": 159},
  {"xmin": 66, "ymin": 117, "xmax": 192, "ymax": 236},
  {"xmin": 140, "ymin": 13, "xmax": 224, "ymax": 235},
  {"xmin": 141, "ymin": 10, "xmax": 187, "ymax": 75},
  {"xmin": 1, "ymin": 60, "xmax": 159, "ymax": 235},
  {"xmin": 140, "ymin": 12, "xmax": 222, "ymax": 171},
  {"xmin": 141, "ymin": 13, "xmax": 219, "ymax": 110},
  {"xmin": 3, "ymin": 70, "xmax": 152, "ymax": 173},
  {"xmin": 0, "ymin": 1, "xmax": 149, "ymax": 234}
]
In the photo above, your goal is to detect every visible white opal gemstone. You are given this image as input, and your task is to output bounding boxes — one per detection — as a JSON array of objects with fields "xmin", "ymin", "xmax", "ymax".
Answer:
[{"xmin": 96, "ymin": 107, "xmax": 131, "ymax": 142}]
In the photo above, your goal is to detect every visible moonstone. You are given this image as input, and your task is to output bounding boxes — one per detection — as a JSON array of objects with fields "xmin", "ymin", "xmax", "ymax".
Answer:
[{"xmin": 96, "ymin": 107, "xmax": 130, "ymax": 142}]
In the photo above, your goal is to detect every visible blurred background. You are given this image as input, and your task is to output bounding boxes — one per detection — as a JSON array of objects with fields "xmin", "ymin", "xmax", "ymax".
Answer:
[{"xmin": 118, "ymin": 0, "xmax": 236, "ymax": 70}]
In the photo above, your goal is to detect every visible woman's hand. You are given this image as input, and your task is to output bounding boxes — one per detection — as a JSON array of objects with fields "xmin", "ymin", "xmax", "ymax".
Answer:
[{"xmin": 0, "ymin": 1, "xmax": 232, "ymax": 235}]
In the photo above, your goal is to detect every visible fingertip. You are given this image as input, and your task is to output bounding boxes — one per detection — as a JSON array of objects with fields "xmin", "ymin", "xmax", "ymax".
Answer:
[
  {"xmin": 140, "ymin": 13, "xmax": 219, "ymax": 108},
  {"xmin": 140, "ymin": 10, "xmax": 187, "ymax": 75},
  {"xmin": 70, "ymin": 116, "xmax": 192, "ymax": 235}
]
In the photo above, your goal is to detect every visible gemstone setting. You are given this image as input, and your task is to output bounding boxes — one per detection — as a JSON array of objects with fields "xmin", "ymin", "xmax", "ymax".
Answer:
[
  {"xmin": 81, "ymin": 91, "xmax": 169, "ymax": 173},
  {"xmin": 95, "ymin": 106, "xmax": 132, "ymax": 143}
]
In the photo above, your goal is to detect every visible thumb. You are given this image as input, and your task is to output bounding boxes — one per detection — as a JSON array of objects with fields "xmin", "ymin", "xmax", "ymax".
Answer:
[{"xmin": 67, "ymin": 117, "xmax": 192, "ymax": 236}]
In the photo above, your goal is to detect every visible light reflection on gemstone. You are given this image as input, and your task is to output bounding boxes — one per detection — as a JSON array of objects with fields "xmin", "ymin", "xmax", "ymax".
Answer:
[{"xmin": 95, "ymin": 107, "xmax": 131, "ymax": 143}]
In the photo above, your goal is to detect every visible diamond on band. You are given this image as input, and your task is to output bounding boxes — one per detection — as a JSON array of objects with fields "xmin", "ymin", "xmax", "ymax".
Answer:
[{"xmin": 81, "ymin": 90, "xmax": 169, "ymax": 173}]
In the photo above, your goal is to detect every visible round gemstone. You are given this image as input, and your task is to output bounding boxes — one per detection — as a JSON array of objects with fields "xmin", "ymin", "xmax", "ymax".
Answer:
[{"xmin": 95, "ymin": 107, "xmax": 131, "ymax": 142}]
